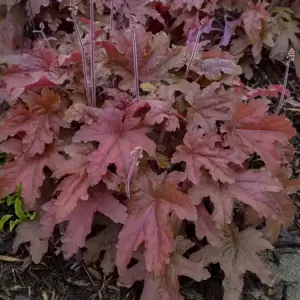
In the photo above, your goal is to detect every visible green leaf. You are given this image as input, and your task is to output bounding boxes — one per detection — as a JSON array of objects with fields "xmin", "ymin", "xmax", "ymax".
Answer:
[
  {"xmin": 9, "ymin": 219, "xmax": 22, "ymax": 232},
  {"xmin": 14, "ymin": 198, "xmax": 26, "ymax": 220},
  {"xmin": 0, "ymin": 215, "xmax": 13, "ymax": 231},
  {"xmin": 28, "ymin": 211, "xmax": 36, "ymax": 220},
  {"xmin": 23, "ymin": 211, "xmax": 36, "ymax": 221},
  {"xmin": 16, "ymin": 184, "xmax": 22, "ymax": 199},
  {"xmin": 0, "ymin": 198, "xmax": 7, "ymax": 204},
  {"xmin": 7, "ymin": 195, "xmax": 15, "ymax": 206}
]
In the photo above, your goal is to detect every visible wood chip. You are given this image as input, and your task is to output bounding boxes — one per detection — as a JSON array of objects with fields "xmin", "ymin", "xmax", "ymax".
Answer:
[
  {"xmin": 50, "ymin": 290, "xmax": 56, "ymax": 300},
  {"xmin": 107, "ymin": 285, "xmax": 120, "ymax": 291},
  {"xmin": 19, "ymin": 256, "xmax": 32, "ymax": 272},
  {"xmin": 9, "ymin": 286, "xmax": 23, "ymax": 292},
  {"xmin": 42, "ymin": 291, "xmax": 48, "ymax": 300},
  {"xmin": 14, "ymin": 296, "xmax": 29, "ymax": 300},
  {"xmin": 87, "ymin": 267, "xmax": 102, "ymax": 281},
  {"xmin": 66, "ymin": 278, "xmax": 90, "ymax": 287},
  {"xmin": 0, "ymin": 294, "xmax": 10, "ymax": 300}
]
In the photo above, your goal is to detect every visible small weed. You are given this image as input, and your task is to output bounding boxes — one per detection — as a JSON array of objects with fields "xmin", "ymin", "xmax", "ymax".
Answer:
[{"xmin": 0, "ymin": 185, "xmax": 36, "ymax": 232}]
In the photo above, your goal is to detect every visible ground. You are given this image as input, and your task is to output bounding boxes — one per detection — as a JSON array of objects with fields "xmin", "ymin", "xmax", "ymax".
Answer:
[{"xmin": 0, "ymin": 59, "xmax": 300, "ymax": 300}]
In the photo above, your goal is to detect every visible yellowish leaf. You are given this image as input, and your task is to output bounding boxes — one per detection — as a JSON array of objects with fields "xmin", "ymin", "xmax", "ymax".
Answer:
[{"xmin": 140, "ymin": 82, "xmax": 157, "ymax": 93}]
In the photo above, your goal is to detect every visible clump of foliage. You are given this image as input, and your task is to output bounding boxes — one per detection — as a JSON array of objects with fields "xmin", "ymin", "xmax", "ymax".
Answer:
[
  {"xmin": 0, "ymin": 184, "xmax": 36, "ymax": 232},
  {"xmin": 0, "ymin": 0, "xmax": 300, "ymax": 299}
]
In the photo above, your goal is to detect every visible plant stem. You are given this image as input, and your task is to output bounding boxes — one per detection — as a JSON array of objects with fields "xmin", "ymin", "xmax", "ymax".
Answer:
[
  {"xmin": 158, "ymin": 121, "xmax": 166, "ymax": 144},
  {"xmin": 130, "ymin": 15, "xmax": 140, "ymax": 101},
  {"xmin": 125, "ymin": 160, "xmax": 136, "ymax": 200},
  {"xmin": 275, "ymin": 48, "xmax": 295, "ymax": 115},
  {"xmin": 90, "ymin": 0, "xmax": 96, "ymax": 107},
  {"xmin": 33, "ymin": 23, "xmax": 52, "ymax": 50},
  {"xmin": 41, "ymin": 32, "xmax": 52, "ymax": 49},
  {"xmin": 70, "ymin": 9, "xmax": 92, "ymax": 106}
]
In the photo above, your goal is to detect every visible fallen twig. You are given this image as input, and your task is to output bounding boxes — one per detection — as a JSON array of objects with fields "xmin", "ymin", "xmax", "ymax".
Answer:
[{"xmin": 0, "ymin": 255, "xmax": 23, "ymax": 262}]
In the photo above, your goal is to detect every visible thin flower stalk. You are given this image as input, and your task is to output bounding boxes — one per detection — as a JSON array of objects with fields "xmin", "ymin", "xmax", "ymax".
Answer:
[
  {"xmin": 69, "ymin": 5, "xmax": 92, "ymax": 106},
  {"xmin": 110, "ymin": 0, "xmax": 114, "ymax": 38},
  {"xmin": 184, "ymin": 18, "xmax": 206, "ymax": 79},
  {"xmin": 126, "ymin": 147, "xmax": 143, "ymax": 199},
  {"xmin": 184, "ymin": 0, "xmax": 218, "ymax": 79},
  {"xmin": 27, "ymin": 0, "xmax": 37, "ymax": 32},
  {"xmin": 130, "ymin": 15, "xmax": 140, "ymax": 101},
  {"xmin": 90, "ymin": 0, "xmax": 96, "ymax": 107},
  {"xmin": 275, "ymin": 48, "xmax": 295, "ymax": 115}
]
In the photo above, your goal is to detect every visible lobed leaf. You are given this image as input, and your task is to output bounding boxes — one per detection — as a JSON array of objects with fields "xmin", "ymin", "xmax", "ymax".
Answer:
[
  {"xmin": 1, "ymin": 45, "xmax": 68, "ymax": 102},
  {"xmin": 195, "ymin": 202, "xmax": 223, "ymax": 246},
  {"xmin": 0, "ymin": 149, "xmax": 63, "ymax": 209},
  {"xmin": 84, "ymin": 221, "xmax": 122, "ymax": 275},
  {"xmin": 191, "ymin": 169, "xmax": 284, "ymax": 228},
  {"xmin": 113, "ymin": 0, "xmax": 164, "ymax": 25},
  {"xmin": 185, "ymin": 82, "xmax": 234, "ymax": 132},
  {"xmin": 190, "ymin": 225, "xmax": 274, "ymax": 300},
  {"xmin": 116, "ymin": 171, "xmax": 196, "ymax": 277},
  {"xmin": 0, "ymin": 88, "xmax": 69, "ymax": 157},
  {"xmin": 222, "ymin": 98, "xmax": 296, "ymax": 173},
  {"xmin": 41, "ymin": 184, "xmax": 127, "ymax": 258},
  {"xmin": 144, "ymin": 100, "xmax": 180, "ymax": 132},
  {"xmin": 13, "ymin": 219, "xmax": 48, "ymax": 264},
  {"xmin": 172, "ymin": 131, "xmax": 248, "ymax": 185},
  {"xmin": 119, "ymin": 236, "xmax": 210, "ymax": 300},
  {"xmin": 73, "ymin": 107, "xmax": 156, "ymax": 184},
  {"xmin": 190, "ymin": 57, "xmax": 242, "ymax": 80},
  {"xmin": 100, "ymin": 25, "xmax": 187, "ymax": 89}
]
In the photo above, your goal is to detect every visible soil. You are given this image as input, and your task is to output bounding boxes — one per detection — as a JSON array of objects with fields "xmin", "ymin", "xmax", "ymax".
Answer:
[
  {"xmin": 0, "ymin": 230, "xmax": 138, "ymax": 300},
  {"xmin": 1, "ymin": 57, "xmax": 300, "ymax": 300}
]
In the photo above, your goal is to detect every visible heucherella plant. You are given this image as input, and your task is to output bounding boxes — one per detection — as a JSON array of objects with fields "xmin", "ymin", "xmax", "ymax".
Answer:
[{"xmin": 0, "ymin": 0, "xmax": 300, "ymax": 299}]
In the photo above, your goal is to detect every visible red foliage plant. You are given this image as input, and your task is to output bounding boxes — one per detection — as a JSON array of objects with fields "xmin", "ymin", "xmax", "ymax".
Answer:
[{"xmin": 1, "ymin": 0, "xmax": 300, "ymax": 299}]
